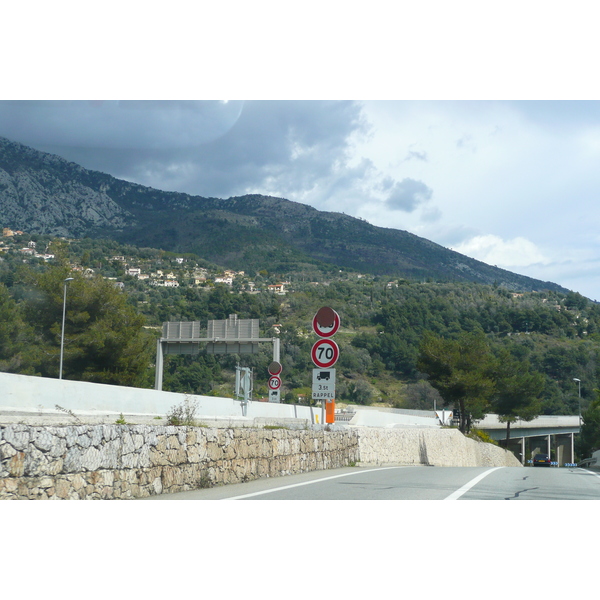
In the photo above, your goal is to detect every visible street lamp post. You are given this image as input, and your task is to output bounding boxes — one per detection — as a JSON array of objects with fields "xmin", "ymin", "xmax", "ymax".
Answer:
[
  {"xmin": 59, "ymin": 277, "xmax": 74, "ymax": 380},
  {"xmin": 573, "ymin": 378, "xmax": 581, "ymax": 432}
]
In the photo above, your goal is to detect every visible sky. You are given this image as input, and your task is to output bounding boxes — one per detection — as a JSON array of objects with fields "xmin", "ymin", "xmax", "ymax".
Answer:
[
  {"xmin": 2, "ymin": 2, "xmax": 600, "ymax": 301},
  {"xmin": 3, "ymin": 99, "xmax": 600, "ymax": 299}
]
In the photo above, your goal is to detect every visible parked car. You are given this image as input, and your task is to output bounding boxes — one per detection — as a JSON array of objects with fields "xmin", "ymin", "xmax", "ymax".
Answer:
[{"xmin": 533, "ymin": 453, "xmax": 551, "ymax": 467}]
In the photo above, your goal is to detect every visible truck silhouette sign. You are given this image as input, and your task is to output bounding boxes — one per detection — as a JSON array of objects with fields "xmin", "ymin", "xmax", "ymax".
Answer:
[{"xmin": 316, "ymin": 371, "xmax": 331, "ymax": 381}]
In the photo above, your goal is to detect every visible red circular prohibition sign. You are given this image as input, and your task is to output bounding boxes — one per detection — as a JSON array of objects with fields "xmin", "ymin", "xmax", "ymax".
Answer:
[
  {"xmin": 311, "ymin": 339, "xmax": 340, "ymax": 369},
  {"xmin": 312, "ymin": 307, "xmax": 340, "ymax": 338}
]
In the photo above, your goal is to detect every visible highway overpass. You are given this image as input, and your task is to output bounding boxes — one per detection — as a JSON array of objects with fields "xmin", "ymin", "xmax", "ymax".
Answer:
[{"xmin": 474, "ymin": 414, "xmax": 581, "ymax": 466}]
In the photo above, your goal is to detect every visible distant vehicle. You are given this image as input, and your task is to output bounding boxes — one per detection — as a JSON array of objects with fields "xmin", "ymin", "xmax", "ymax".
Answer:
[
  {"xmin": 317, "ymin": 371, "xmax": 330, "ymax": 381},
  {"xmin": 533, "ymin": 453, "xmax": 551, "ymax": 467}
]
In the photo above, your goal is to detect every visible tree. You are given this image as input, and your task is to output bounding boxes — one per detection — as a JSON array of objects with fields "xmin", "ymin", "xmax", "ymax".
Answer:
[
  {"xmin": 417, "ymin": 331, "xmax": 495, "ymax": 433},
  {"xmin": 20, "ymin": 264, "xmax": 155, "ymax": 387},
  {"xmin": 403, "ymin": 380, "xmax": 443, "ymax": 411},
  {"xmin": 339, "ymin": 379, "xmax": 374, "ymax": 405},
  {"xmin": 0, "ymin": 283, "xmax": 31, "ymax": 373},
  {"xmin": 578, "ymin": 391, "xmax": 600, "ymax": 459},
  {"xmin": 489, "ymin": 349, "xmax": 544, "ymax": 443}
]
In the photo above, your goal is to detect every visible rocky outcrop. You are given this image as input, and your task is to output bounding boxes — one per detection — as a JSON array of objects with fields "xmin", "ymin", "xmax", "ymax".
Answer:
[{"xmin": 0, "ymin": 137, "xmax": 134, "ymax": 236}]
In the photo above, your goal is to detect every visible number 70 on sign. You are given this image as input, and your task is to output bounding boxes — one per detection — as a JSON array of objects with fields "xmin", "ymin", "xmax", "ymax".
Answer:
[{"xmin": 311, "ymin": 339, "xmax": 339, "ymax": 369}]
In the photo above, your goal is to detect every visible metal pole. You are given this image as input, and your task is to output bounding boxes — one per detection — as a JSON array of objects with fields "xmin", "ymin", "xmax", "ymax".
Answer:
[
  {"xmin": 59, "ymin": 277, "xmax": 73, "ymax": 380},
  {"xmin": 573, "ymin": 378, "xmax": 581, "ymax": 432},
  {"xmin": 154, "ymin": 340, "xmax": 164, "ymax": 390}
]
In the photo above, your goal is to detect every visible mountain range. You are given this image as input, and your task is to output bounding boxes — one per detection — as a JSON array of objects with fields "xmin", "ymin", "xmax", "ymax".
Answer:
[{"xmin": 0, "ymin": 136, "xmax": 569, "ymax": 293}]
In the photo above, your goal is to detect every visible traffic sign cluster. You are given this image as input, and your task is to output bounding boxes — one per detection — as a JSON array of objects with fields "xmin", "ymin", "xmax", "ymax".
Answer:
[
  {"xmin": 311, "ymin": 307, "xmax": 340, "ymax": 369},
  {"xmin": 267, "ymin": 360, "xmax": 282, "ymax": 402},
  {"xmin": 311, "ymin": 307, "xmax": 340, "ymax": 422}
]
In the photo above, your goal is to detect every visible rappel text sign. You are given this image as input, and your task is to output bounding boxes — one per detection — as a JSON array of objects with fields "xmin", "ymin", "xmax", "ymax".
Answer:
[{"xmin": 312, "ymin": 368, "xmax": 336, "ymax": 400}]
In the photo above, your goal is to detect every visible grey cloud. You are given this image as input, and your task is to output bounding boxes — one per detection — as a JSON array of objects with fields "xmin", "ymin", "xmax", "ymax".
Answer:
[
  {"xmin": 405, "ymin": 150, "xmax": 428, "ymax": 162},
  {"xmin": 420, "ymin": 206, "xmax": 442, "ymax": 223},
  {"xmin": 456, "ymin": 134, "xmax": 476, "ymax": 151},
  {"xmin": 0, "ymin": 100, "xmax": 245, "ymax": 150},
  {"xmin": 432, "ymin": 225, "xmax": 482, "ymax": 248},
  {"xmin": 385, "ymin": 178, "xmax": 433, "ymax": 212},
  {"xmin": 0, "ymin": 100, "xmax": 368, "ymax": 201},
  {"xmin": 195, "ymin": 100, "xmax": 367, "ymax": 198}
]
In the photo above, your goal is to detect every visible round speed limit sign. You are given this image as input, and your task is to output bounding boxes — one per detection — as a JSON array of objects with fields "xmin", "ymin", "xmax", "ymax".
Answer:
[
  {"xmin": 268, "ymin": 375, "xmax": 282, "ymax": 390},
  {"xmin": 311, "ymin": 339, "xmax": 340, "ymax": 369}
]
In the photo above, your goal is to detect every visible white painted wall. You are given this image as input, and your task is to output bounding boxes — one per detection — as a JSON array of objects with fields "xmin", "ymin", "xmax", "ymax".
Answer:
[
  {"xmin": 349, "ymin": 409, "xmax": 439, "ymax": 428},
  {"xmin": 0, "ymin": 372, "xmax": 441, "ymax": 428},
  {"xmin": 0, "ymin": 372, "xmax": 321, "ymax": 422}
]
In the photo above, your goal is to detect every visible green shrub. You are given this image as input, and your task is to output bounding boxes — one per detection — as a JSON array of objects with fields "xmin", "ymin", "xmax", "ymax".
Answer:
[
  {"xmin": 467, "ymin": 428, "xmax": 498, "ymax": 445},
  {"xmin": 166, "ymin": 396, "xmax": 199, "ymax": 426}
]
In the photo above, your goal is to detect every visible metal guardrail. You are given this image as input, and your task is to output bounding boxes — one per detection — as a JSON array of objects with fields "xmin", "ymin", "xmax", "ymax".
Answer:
[
  {"xmin": 334, "ymin": 411, "xmax": 355, "ymax": 422},
  {"xmin": 578, "ymin": 458, "xmax": 597, "ymax": 468}
]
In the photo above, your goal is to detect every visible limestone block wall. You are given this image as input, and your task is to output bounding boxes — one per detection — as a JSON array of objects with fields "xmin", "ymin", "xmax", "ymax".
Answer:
[
  {"xmin": 356, "ymin": 428, "xmax": 521, "ymax": 467},
  {"xmin": 0, "ymin": 424, "xmax": 520, "ymax": 500},
  {"xmin": 0, "ymin": 424, "xmax": 360, "ymax": 500}
]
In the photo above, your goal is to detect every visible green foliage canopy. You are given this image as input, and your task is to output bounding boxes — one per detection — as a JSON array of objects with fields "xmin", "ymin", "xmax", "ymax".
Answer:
[
  {"xmin": 19, "ymin": 264, "xmax": 155, "ymax": 386},
  {"xmin": 417, "ymin": 331, "xmax": 496, "ymax": 432}
]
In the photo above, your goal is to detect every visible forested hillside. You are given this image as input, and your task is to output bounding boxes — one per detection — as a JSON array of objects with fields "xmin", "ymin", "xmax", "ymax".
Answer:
[
  {"xmin": 0, "ymin": 233, "xmax": 596, "ymax": 420},
  {"xmin": 0, "ymin": 137, "xmax": 570, "ymax": 294}
]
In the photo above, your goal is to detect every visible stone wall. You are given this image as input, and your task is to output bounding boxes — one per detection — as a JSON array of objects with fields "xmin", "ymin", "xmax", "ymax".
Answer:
[
  {"xmin": 0, "ymin": 423, "xmax": 519, "ymax": 500},
  {"xmin": 0, "ymin": 423, "xmax": 360, "ymax": 500}
]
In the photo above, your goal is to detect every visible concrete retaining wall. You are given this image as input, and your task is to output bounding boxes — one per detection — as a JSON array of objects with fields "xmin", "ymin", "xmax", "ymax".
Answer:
[
  {"xmin": 0, "ymin": 422, "xmax": 520, "ymax": 500},
  {"xmin": 0, "ymin": 372, "xmax": 444, "ymax": 428},
  {"xmin": 357, "ymin": 428, "xmax": 521, "ymax": 467},
  {"xmin": 0, "ymin": 372, "xmax": 323, "ymax": 424}
]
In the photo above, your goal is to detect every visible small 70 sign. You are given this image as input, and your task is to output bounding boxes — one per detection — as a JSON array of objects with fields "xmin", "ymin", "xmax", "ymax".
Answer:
[
  {"xmin": 268, "ymin": 375, "xmax": 281, "ymax": 390},
  {"xmin": 311, "ymin": 339, "xmax": 339, "ymax": 369}
]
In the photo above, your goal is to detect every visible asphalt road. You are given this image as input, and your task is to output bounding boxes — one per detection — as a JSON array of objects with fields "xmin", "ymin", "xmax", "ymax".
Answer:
[{"xmin": 140, "ymin": 464, "xmax": 600, "ymax": 500}]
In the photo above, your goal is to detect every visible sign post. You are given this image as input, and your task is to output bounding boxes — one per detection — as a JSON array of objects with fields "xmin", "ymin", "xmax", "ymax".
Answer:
[
  {"xmin": 311, "ymin": 307, "xmax": 340, "ymax": 424},
  {"xmin": 267, "ymin": 361, "xmax": 282, "ymax": 403}
]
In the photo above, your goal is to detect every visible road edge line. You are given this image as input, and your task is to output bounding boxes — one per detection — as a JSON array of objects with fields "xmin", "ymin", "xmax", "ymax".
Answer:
[
  {"xmin": 444, "ymin": 467, "xmax": 504, "ymax": 500},
  {"xmin": 223, "ymin": 466, "xmax": 406, "ymax": 500}
]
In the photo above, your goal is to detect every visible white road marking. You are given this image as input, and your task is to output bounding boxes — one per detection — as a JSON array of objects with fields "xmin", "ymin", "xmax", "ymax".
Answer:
[
  {"xmin": 582, "ymin": 468, "xmax": 600, "ymax": 480},
  {"xmin": 444, "ymin": 467, "xmax": 504, "ymax": 500},
  {"xmin": 223, "ymin": 466, "xmax": 405, "ymax": 500}
]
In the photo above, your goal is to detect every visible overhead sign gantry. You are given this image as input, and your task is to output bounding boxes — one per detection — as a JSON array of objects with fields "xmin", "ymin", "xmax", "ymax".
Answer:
[{"xmin": 154, "ymin": 314, "xmax": 281, "ymax": 398}]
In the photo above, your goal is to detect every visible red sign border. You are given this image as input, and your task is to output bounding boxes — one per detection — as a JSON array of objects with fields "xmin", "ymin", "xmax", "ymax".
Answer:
[
  {"xmin": 268, "ymin": 375, "xmax": 282, "ymax": 390},
  {"xmin": 312, "ymin": 308, "xmax": 340, "ymax": 338},
  {"xmin": 311, "ymin": 339, "xmax": 340, "ymax": 369},
  {"xmin": 267, "ymin": 361, "xmax": 282, "ymax": 376}
]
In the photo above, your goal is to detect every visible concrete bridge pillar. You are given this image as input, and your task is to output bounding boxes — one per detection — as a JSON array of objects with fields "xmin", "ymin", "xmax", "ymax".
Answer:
[{"xmin": 555, "ymin": 433, "xmax": 575, "ymax": 466}]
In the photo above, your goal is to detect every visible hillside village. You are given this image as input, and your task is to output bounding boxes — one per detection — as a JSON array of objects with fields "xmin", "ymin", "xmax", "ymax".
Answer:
[
  {"xmin": 1, "ymin": 228, "xmax": 291, "ymax": 296},
  {"xmin": 0, "ymin": 227, "xmax": 583, "ymax": 324}
]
